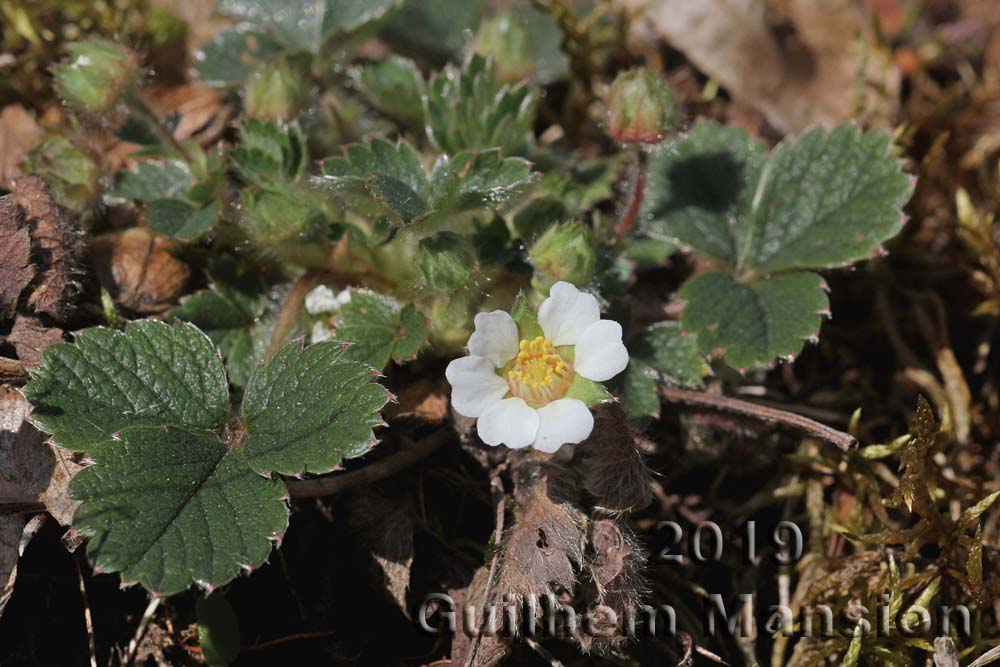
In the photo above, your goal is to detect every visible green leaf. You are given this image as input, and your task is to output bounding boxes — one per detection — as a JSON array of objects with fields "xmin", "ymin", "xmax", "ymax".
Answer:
[
  {"xmin": 197, "ymin": 593, "xmax": 241, "ymax": 667},
  {"xmin": 564, "ymin": 375, "xmax": 612, "ymax": 407},
  {"xmin": 333, "ymin": 290, "xmax": 428, "ymax": 368},
  {"xmin": 382, "ymin": 0, "xmax": 483, "ymax": 64},
  {"xmin": 354, "ymin": 57, "xmax": 425, "ymax": 126},
  {"xmin": 196, "ymin": 28, "xmax": 285, "ymax": 85},
  {"xmin": 511, "ymin": 292, "xmax": 543, "ymax": 340},
  {"xmin": 24, "ymin": 321, "xmax": 229, "ymax": 454},
  {"xmin": 231, "ymin": 119, "xmax": 307, "ymax": 186},
  {"xmin": 320, "ymin": 139, "xmax": 533, "ymax": 225},
  {"xmin": 621, "ymin": 322, "xmax": 707, "ymax": 419},
  {"xmin": 111, "ymin": 160, "xmax": 192, "ymax": 202},
  {"xmin": 241, "ymin": 340, "xmax": 389, "ymax": 475},
  {"xmin": 424, "ymin": 54, "xmax": 538, "ymax": 155},
  {"xmin": 216, "ymin": 0, "xmax": 400, "ymax": 54},
  {"xmin": 679, "ymin": 271, "xmax": 828, "ymax": 370},
  {"xmin": 643, "ymin": 122, "xmax": 911, "ymax": 368},
  {"xmin": 145, "ymin": 199, "xmax": 220, "ymax": 240},
  {"xmin": 71, "ymin": 427, "xmax": 287, "ymax": 595},
  {"xmin": 642, "ymin": 122, "xmax": 766, "ymax": 264},
  {"xmin": 168, "ymin": 273, "xmax": 270, "ymax": 387}
]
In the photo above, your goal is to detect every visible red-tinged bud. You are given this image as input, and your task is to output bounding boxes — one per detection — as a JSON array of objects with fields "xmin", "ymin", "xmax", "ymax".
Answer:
[{"xmin": 606, "ymin": 68, "xmax": 677, "ymax": 144}]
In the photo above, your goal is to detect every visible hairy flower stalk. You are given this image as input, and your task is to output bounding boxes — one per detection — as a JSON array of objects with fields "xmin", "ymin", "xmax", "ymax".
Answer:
[{"xmin": 446, "ymin": 281, "xmax": 629, "ymax": 451}]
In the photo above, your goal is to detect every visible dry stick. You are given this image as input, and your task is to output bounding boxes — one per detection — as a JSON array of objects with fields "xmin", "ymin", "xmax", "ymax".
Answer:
[
  {"xmin": 0, "ymin": 496, "xmax": 45, "ymax": 515},
  {"xmin": 286, "ymin": 429, "xmax": 450, "ymax": 498},
  {"xmin": 0, "ymin": 357, "xmax": 28, "ymax": 384},
  {"xmin": 243, "ymin": 630, "xmax": 339, "ymax": 652},
  {"xmin": 124, "ymin": 596, "xmax": 161, "ymax": 667},
  {"xmin": 75, "ymin": 554, "xmax": 98, "ymax": 667},
  {"xmin": 263, "ymin": 270, "xmax": 325, "ymax": 364},
  {"xmin": 659, "ymin": 386, "xmax": 857, "ymax": 451}
]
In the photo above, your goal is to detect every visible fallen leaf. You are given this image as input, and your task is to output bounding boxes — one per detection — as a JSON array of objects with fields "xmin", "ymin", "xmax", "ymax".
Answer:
[
  {"xmin": 448, "ymin": 566, "xmax": 508, "ymax": 667},
  {"xmin": 91, "ymin": 227, "xmax": 191, "ymax": 314},
  {"xmin": 4, "ymin": 315, "xmax": 64, "ymax": 369},
  {"xmin": 145, "ymin": 83, "xmax": 231, "ymax": 146},
  {"xmin": 0, "ymin": 196, "xmax": 33, "ymax": 313},
  {"xmin": 13, "ymin": 176, "xmax": 80, "ymax": 321},
  {"xmin": 384, "ymin": 378, "xmax": 449, "ymax": 423},
  {"xmin": 618, "ymin": 0, "xmax": 898, "ymax": 134},
  {"xmin": 0, "ymin": 105, "xmax": 44, "ymax": 190},
  {"xmin": 0, "ymin": 385, "xmax": 83, "ymax": 618}
]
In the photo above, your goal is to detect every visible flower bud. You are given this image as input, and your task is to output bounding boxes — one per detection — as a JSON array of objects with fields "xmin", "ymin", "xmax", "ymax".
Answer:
[
  {"xmin": 529, "ymin": 221, "xmax": 596, "ymax": 293},
  {"xmin": 418, "ymin": 232, "xmax": 477, "ymax": 292},
  {"xmin": 473, "ymin": 13, "xmax": 533, "ymax": 83},
  {"xmin": 606, "ymin": 68, "xmax": 677, "ymax": 143},
  {"xmin": 54, "ymin": 39, "xmax": 138, "ymax": 115},
  {"xmin": 22, "ymin": 136, "xmax": 100, "ymax": 211},
  {"xmin": 243, "ymin": 58, "xmax": 307, "ymax": 123}
]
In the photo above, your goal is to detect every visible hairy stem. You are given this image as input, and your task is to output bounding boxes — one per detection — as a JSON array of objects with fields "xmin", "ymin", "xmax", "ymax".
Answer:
[{"xmin": 615, "ymin": 147, "xmax": 645, "ymax": 237}]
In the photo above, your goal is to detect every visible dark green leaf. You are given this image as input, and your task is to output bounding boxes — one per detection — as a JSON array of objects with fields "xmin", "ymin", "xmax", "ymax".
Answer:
[
  {"xmin": 241, "ymin": 340, "xmax": 389, "ymax": 475},
  {"xmin": 111, "ymin": 160, "xmax": 192, "ymax": 202},
  {"xmin": 196, "ymin": 28, "xmax": 285, "ymax": 85},
  {"xmin": 197, "ymin": 593, "xmax": 241, "ymax": 667},
  {"xmin": 679, "ymin": 271, "xmax": 828, "ymax": 370},
  {"xmin": 145, "ymin": 199, "xmax": 220, "ymax": 241},
  {"xmin": 630, "ymin": 322, "xmax": 708, "ymax": 387},
  {"xmin": 354, "ymin": 57, "xmax": 425, "ymax": 126},
  {"xmin": 381, "ymin": 0, "xmax": 484, "ymax": 64},
  {"xmin": 333, "ymin": 290, "xmax": 428, "ymax": 368},
  {"xmin": 231, "ymin": 119, "xmax": 307, "ymax": 186}
]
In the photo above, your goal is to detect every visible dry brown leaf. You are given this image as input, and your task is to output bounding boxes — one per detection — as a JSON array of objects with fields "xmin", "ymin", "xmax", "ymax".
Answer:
[
  {"xmin": 579, "ymin": 404, "xmax": 653, "ymax": 515},
  {"xmin": 144, "ymin": 83, "xmax": 230, "ymax": 146},
  {"xmin": 349, "ymin": 490, "xmax": 414, "ymax": 618},
  {"xmin": 384, "ymin": 378, "xmax": 449, "ymax": 423},
  {"xmin": 0, "ymin": 385, "xmax": 83, "ymax": 618},
  {"xmin": 4, "ymin": 315, "xmax": 64, "ymax": 369},
  {"xmin": 0, "ymin": 105, "xmax": 44, "ymax": 190},
  {"xmin": 448, "ymin": 566, "xmax": 509, "ymax": 667},
  {"xmin": 618, "ymin": 0, "xmax": 898, "ymax": 134},
  {"xmin": 91, "ymin": 227, "xmax": 191, "ymax": 314},
  {"xmin": 13, "ymin": 175, "xmax": 80, "ymax": 321},
  {"xmin": 0, "ymin": 196, "xmax": 33, "ymax": 314}
]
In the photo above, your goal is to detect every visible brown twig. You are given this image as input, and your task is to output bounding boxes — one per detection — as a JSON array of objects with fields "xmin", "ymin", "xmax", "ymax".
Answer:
[
  {"xmin": 243, "ymin": 630, "xmax": 339, "ymax": 652},
  {"xmin": 658, "ymin": 386, "xmax": 857, "ymax": 451},
  {"xmin": 0, "ymin": 496, "xmax": 45, "ymax": 515},
  {"xmin": 466, "ymin": 474, "xmax": 507, "ymax": 667},
  {"xmin": 124, "ymin": 596, "xmax": 161, "ymax": 667},
  {"xmin": 75, "ymin": 553, "xmax": 98, "ymax": 667},
  {"xmin": 286, "ymin": 429, "xmax": 450, "ymax": 498}
]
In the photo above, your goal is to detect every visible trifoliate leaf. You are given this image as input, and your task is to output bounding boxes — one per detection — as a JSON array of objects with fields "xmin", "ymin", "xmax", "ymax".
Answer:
[
  {"xmin": 642, "ymin": 121, "xmax": 911, "ymax": 368},
  {"xmin": 111, "ymin": 160, "xmax": 192, "ymax": 202},
  {"xmin": 231, "ymin": 119, "xmax": 307, "ymax": 186},
  {"xmin": 241, "ymin": 340, "xmax": 389, "ymax": 475},
  {"xmin": 144, "ymin": 199, "xmax": 220, "ymax": 241},
  {"xmin": 621, "ymin": 322, "xmax": 709, "ymax": 419},
  {"xmin": 382, "ymin": 0, "xmax": 483, "ymax": 65},
  {"xmin": 679, "ymin": 271, "xmax": 828, "ymax": 370},
  {"xmin": 168, "ymin": 274, "xmax": 270, "ymax": 387},
  {"xmin": 70, "ymin": 427, "xmax": 287, "ymax": 595},
  {"xmin": 24, "ymin": 321, "xmax": 229, "ymax": 454},
  {"xmin": 332, "ymin": 290, "xmax": 428, "ymax": 368},
  {"xmin": 196, "ymin": 28, "xmax": 285, "ymax": 85},
  {"xmin": 353, "ymin": 57, "xmax": 425, "ymax": 126},
  {"xmin": 320, "ymin": 138, "xmax": 533, "ymax": 226},
  {"xmin": 424, "ymin": 54, "xmax": 538, "ymax": 155}
]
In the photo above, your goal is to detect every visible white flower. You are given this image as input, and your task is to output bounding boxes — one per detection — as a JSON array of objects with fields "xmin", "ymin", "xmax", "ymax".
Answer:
[{"xmin": 446, "ymin": 281, "xmax": 629, "ymax": 452}]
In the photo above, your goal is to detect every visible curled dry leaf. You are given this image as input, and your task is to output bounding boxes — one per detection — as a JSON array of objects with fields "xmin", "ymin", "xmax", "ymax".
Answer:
[
  {"xmin": 0, "ymin": 385, "xmax": 83, "ymax": 618},
  {"xmin": 580, "ymin": 404, "xmax": 653, "ymax": 515},
  {"xmin": 0, "ymin": 105, "xmax": 44, "ymax": 190},
  {"xmin": 13, "ymin": 175, "xmax": 81, "ymax": 321},
  {"xmin": 384, "ymin": 378, "xmax": 449, "ymax": 424},
  {"xmin": 145, "ymin": 83, "xmax": 231, "ymax": 146},
  {"xmin": 0, "ymin": 196, "xmax": 33, "ymax": 313},
  {"xmin": 3, "ymin": 315, "xmax": 64, "ymax": 369},
  {"xmin": 618, "ymin": 0, "xmax": 897, "ymax": 134},
  {"xmin": 348, "ymin": 490, "xmax": 415, "ymax": 618},
  {"xmin": 91, "ymin": 227, "xmax": 191, "ymax": 314}
]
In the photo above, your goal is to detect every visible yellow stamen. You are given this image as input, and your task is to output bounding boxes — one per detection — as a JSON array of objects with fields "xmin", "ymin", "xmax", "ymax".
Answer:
[{"xmin": 506, "ymin": 336, "xmax": 574, "ymax": 405}]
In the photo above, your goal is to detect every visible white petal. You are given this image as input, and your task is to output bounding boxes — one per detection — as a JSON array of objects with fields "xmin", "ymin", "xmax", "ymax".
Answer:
[
  {"xmin": 477, "ymin": 398, "xmax": 540, "ymax": 449},
  {"xmin": 445, "ymin": 356, "xmax": 508, "ymax": 418},
  {"xmin": 573, "ymin": 320, "xmax": 629, "ymax": 382},
  {"xmin": 538, "ymin": 281, "xmax": 601, "ymax": 346},
  {"xmin": 467, "ymin": 310, "xmax": 519, "ymax": 367},
  {"xmin": 533, "ymin": 398, "xmax": 594, "ymax": 453}
]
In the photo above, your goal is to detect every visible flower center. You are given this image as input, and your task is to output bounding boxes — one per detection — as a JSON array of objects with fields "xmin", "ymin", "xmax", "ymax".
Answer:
[{"xmin": 506, "ymin": 336, "xmax": 574, "ymax": 405}]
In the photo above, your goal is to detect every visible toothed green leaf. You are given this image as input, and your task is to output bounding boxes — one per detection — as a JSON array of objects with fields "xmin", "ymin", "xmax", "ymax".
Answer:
[
  {"xmin": 111, "ymin": 160, "xmax": 192, "ymax": 202},
  {"xmin": 354, "ymin": 57, "xmax": 425, "ymax": 126},
  {"xmin": 332, "ymin": 290, "xmax": 428, "ymax": 369},
  {"xmin": 622, "ymin": 322, "xmax": 709, "ymax": 418},
  {"xmin": 241, "ymin": 340, "xmax": 389, "ymax": 475},
  {"xmin": 145, "ymin": 199, "xmax": 220, "ymax": 241},
  {"xmin": 196, "ymin": 28, "xmax": 285, "ymax": 85},
  {"xmin": 679, "ymin": 271, "xmax": 828, "ymax": 370}
]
